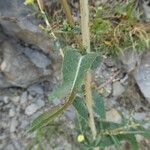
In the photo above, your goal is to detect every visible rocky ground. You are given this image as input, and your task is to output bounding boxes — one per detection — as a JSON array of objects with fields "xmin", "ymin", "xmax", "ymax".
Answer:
[{"xmin": 0, "ymin": 0, "xmax": 150, "ymax": 150}]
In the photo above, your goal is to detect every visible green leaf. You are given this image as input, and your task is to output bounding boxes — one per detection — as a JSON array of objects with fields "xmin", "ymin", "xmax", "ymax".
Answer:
[
  {"xmin": 96, "ymin": 134, "xmax": 137, "ymax": 149},
  {"xmin": 136, "ymin": 126, "xmax": 150, "ymax": 139},
  {"xmin": 126, "ymin": 135, "xmax": 138, "ymax": 150},
  {"xmin": 91, "ymin": 56, "xmax": 101, "ymax": 69},
  {"xmin": 27, "ymin": 105, "xmax": 62, "ymax": 132},
  {"xmin": 92, "ymin": 90, "xmax": 106, "ymax": 119},
  {"xmin": 96, "ymin": 120, "xmax": 122, "ymax": 131},
  {"xmin": 110, "ymin": 135, "xmax": 121, "ymax": 150},
  {"xmin": 94, "ymin": 120, "xmax": 145, "ymax": 149},
  {"xmin": 29, "ymin": 49, "xmax": 98, "ymax": 132},
  {"xmin": 97, "ymin": 135, "xmax": 118, "ymax": 148},
  {"xmin": 73, "ymin": 96, "xmax": 88, "ymax": 120},
  {"xmin": 49, "ymin": 49, "xmax": 98, "ymax": 100}
]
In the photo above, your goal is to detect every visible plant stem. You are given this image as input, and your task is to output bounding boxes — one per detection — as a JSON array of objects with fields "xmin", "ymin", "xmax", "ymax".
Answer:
[
  {"xmin": 80, "ymin": 0, "xmax": 99, "ymax": 149},
  {"xmin": 60, "ymin": 0, "xmax": 83, "ymax": 50},
  {"xmin": 85, "ymin": 72, "xmax": 97, "ymax": 139},
  {"xmin": 36, "ymin": 0, "xmax": 64, "ymax": 57},
  {"xmin": 60, "ymin": 0, "xmax": 74, "ymax": 26}
]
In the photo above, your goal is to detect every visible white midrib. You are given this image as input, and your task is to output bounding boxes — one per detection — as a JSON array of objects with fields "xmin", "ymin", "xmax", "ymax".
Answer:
[{"xmin": 70, "ymin": 56, "xmax": 83, "ymax": 92}]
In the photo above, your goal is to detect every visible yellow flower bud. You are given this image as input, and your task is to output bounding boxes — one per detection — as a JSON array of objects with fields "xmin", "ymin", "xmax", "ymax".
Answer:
[
  {"xmin": 77, "ymin": 134, "xmax": 85, "ymax": 142},
  {"xmin": 24, "ymin": 0, "xmax": 34, "ymax": 5}
]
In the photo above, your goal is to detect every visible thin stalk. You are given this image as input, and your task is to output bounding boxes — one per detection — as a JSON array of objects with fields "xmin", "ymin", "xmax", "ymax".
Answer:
[
  {"xmin": 36, "ymin": 0, "xmax": 64, "ymax": 57},
  {"xmin": 60, "ymin": 0, "xmax": 83, "ymax": 50},
  {"xmin": 80, "ymin": 0, "xmax": 98, "ymax": 149}
]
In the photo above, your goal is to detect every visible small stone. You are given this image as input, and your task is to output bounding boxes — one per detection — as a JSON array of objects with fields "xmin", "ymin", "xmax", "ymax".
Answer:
[
  {"xmin": 20, "ymin": 91, "xmax": 28, "ymax": 105},
  {"xmin": 105, "ymin": 97, "xmax": 117, "ymax": 110},
  {"xmin": 143, "ymin": 123, "xmax": 150, "ymax": 129},
  {"xmin": 23, "ymin": 47, "xmax": 51, "ymax": 68},
  {"xmin": 133, "ymin": 51, "xmax": 150, "ymax": 102},
  {"xmin": 0, "ymin": 134, "xmax": 7, "ymax": 140},
  {"xmin": 10, "ymin": 118, "xmax": 18, "ymax": 133},
  {"xmin": 28, "ymin": 84, "xmax": 44, "ymax": 95},
  {"xmin": 12, "ymin": 140, "xmax": 22, "ymax": 150},
  {"xmin": 106, "ymin": 109, "xmax": 122, "ymax": 123},
  {"xmin": 112, "ymin": 81, "xmax": 125, "ymax": 97},
  {"xmin": 28, "ymin": 95, "xmax": 34, "ymax": 100},
  {"xmin": 136, "ymin": 135, "xmax": 145, "ymax": 142},
  {"xmin": 118, "ymin": 49, "xmax": 141, "ymax": 72},
  {"xmin": 25, "ymin": 104, "xmax": 38, "ymax": 116},
  {"xmin": 3, "ymin": 96, "xmax": 9, "ymax": 104},
  {"xmin": 11, "ymin": 96, "xmax": 20, "ymax": 104},
  {"xmin": 64, "ymin": 107, "xmax": 76, "ymax": 120},
  {"xmin": 4, "ymin": 144, "xmax": 15, "ymax": 150},
  {"xmin": 9, "ymin": 108, "xmax": 16, "ymax": 117},
  {"xmin": 52, "ymin": 98, "xmax": 61, "ymax": 106},
  {"xmin": 20, "ymin": 120, "xmax": 28, "ymax": 129},
  {"xmin": 133, "ymin": 112, "xmax": 146, "ymax": 121},
  {"xmin": 36, "ymin": 99, "xmax": 45, "ymax": 109},
  {"xmin": 143, "ymin": 1, "xmax": 150, "ymax": 20}
]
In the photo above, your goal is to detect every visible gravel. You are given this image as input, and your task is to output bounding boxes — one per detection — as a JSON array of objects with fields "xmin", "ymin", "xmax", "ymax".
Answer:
[{"xmin": 25, "ymin": 104, "xmax": 38, "ymax": 116}]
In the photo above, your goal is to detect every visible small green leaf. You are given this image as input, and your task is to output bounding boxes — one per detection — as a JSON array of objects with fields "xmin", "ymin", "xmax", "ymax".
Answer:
[
  {"xmin": 92, "ymin": 90, "xmax": 106, "ymax": 119},
  {"xmin": 91, "ymin": 56, "xmax": 102, "ymax": 69},
  {"xmin": 27, "ymin": 105, "xmax": 62, "ymax": 132},
  {"xmin": 126, "ymin": 135, "xmax": 138, "ymax": 150},
  {"xmin": 49, "ymin": 49, "xmax": 98, "ymax": 100},
  {"xmin": 97, "ymin": 136, "xmax": 116, "ymax": 148},
  {"xmin": 136, "ymin": 126, "xmax": 150, "ymax": 139},
  {"xmin": 110, "ymin": 135, "xmax": 121, "ymax": 150},
  {"xmin": 73, "ymin": 96, "xmax": 88, "ymax": 120},
  {"xmin": 96, "ymin": 120, "xmax": 122, "ymax": 131},
  {"xmin": 96, "ymin": 134, "xmax": 136, "ymax": 149}
]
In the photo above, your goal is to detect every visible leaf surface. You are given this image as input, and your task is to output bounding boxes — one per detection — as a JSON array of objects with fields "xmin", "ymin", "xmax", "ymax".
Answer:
[
  {"xmin": 73, "ymin": 96, "xmax": 88, "ymax": 120},
  {"xmin": 29, "ymin": 49, "xmax": 98, "ymax": 132},
  {"xmin": 92, "ymin": 90, "xmax": 106, "ymax": 119},
  {"xmin": 49, "ymin": 49, "xmax": 98, "ymax": 100}
]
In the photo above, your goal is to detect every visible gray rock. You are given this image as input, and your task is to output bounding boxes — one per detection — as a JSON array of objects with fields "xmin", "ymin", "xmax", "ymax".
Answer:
[
  {"xmin": 0, "ymin": 73, "xmax": 12, "ymax": 88},
  {"xmin": 23, "ymin": 47, "xmax": 51, "ymax": 68},
  {"xmin": 9, "ymin": 108, "xmax": 16, "ymax": 117},
  {"xmin": 0, "ymin": 134, "xmax": 7, "ymax": 141},
  {"xmin": 12, "ymin": 140, "xmax": 23, "ymax": 150},
  {"xmin": 112, "ymin": 81, "xmax": 125, "ymax": 97},
  {"xmin": 105, "ymin": 97, "xmax": 117, "ymax": 110},
  {"xmin": 28, "ymin": 84, "xmax": 44, "ymax": 95},
  {"xmin": 0, "ymin": 0, "xmax": 54, "ymax": 53},
  {"xmin": 25, "ymin": 104, "xmax": 38, "ymax": 116},
  {"xmin": 3, "ymin": 96, "xmax": 9, "ymax": 104},
  {"xmin": 52, "ymin": 98, "xmax": 61, "ymax": 106},
  {"xmin": 118, "ymin": 49, "xmax": 142, "ymax": 72},
  {"xmin": 106, "ymin": 108, "xmax": 122, "ymax": 123},
  {"xmin": 133, "ymin": 112, "xmax": 146, "ymax": 121},
  {"xmin": 20, "ymin": 92, "xmax": 28, "ymax": 105},
  {"xmin": 143, "ymin": 0, "xmax": 150, "ymax": 20},
  {"xmin": 64, "ymin": 106, "xmax": 76, "ymax": 120},
  {"xmin": 10, "ymin": 118, "xmax": 18, "ymax": 133},
  {"xmin": 36, "ymin": 99, "xmax": 45, "ymax": 109},
  {"xmin": 133, "ymin": 50, "xmax": 150, "ymax": 102},
  {"xmin": 143, "ymin": 123, "xmax": 150, "ymax": 129},
  {"xmin": 20, "ymin": 120, "xmax": 28, "ymax": 129},
  {"xmin": 4, "ymin": 144, "xmax": 15, "ymax": 150},
  {"xmin": 11, "ymin": 96, "xmax": 20, "ymax": 104},
  {"xmin": 0, "ymin": 41, "xmax": 50, "ymax": 87}
]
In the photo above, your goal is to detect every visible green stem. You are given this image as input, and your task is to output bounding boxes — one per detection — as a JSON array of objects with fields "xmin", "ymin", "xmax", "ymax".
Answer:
[{"xmin": 36, "ymin": 0, "xmax": 64, "ymax": 57}]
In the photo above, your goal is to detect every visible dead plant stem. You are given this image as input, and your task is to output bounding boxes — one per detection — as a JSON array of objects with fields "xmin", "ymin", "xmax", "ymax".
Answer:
[{"xmin": 80, "ymin": 0, "xmax": 99, "ymax": 149}]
